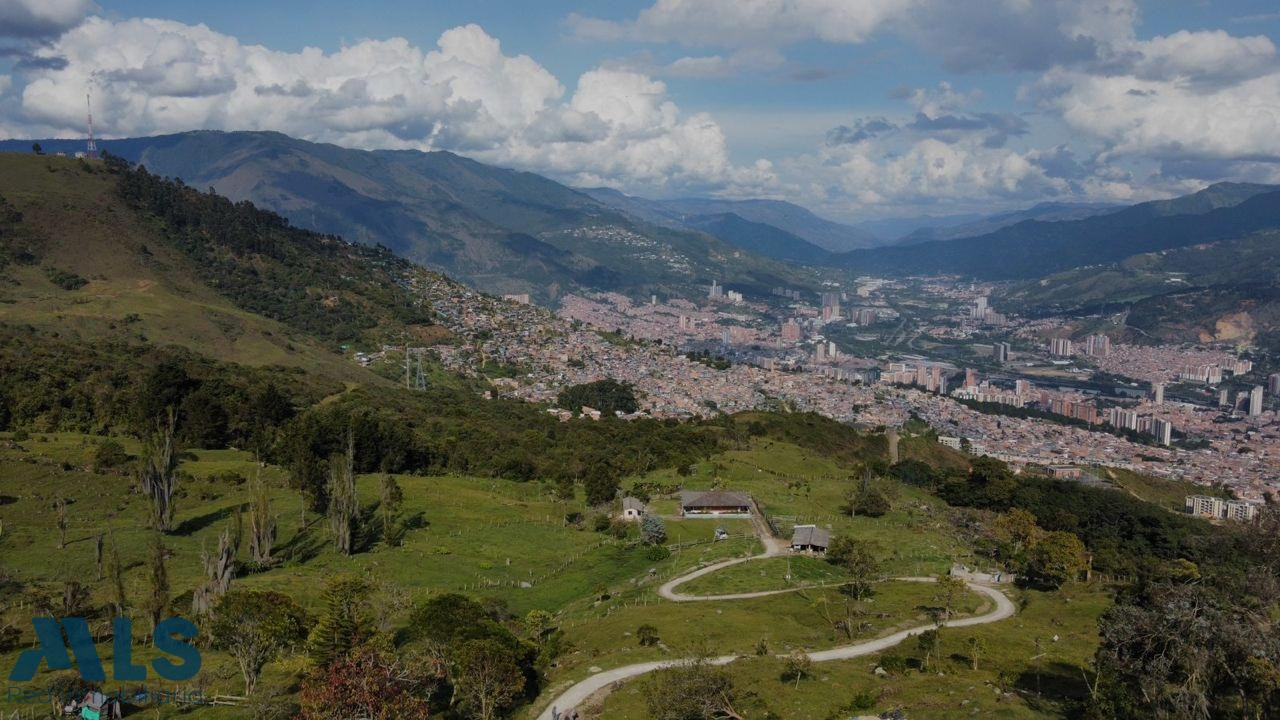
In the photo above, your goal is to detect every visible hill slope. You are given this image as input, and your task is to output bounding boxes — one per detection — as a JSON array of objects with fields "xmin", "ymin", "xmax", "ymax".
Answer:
[
  {"xmin": 0, "ymin": 152, "xmax": 440, "ymax": 374},
  {"xmin": 3, "ymin": 133, "xmax": 806, "ymax": 302},
  {"xmin": 682, "ymin": 212, "xmax": 832, "ymax": 264}
]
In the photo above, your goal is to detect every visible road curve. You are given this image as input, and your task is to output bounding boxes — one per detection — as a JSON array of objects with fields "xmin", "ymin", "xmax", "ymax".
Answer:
[{"xmin": 535, "ymin": 575, "xmax": 1016, "ymax": 719}]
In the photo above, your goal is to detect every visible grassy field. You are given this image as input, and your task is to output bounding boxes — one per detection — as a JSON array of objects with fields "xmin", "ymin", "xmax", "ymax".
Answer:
[
  {"xmin": 591, "ymin": 584, "xmax": 1112, "ymax": 720},
  {"xmin": 632, "ymin": 439, "xmax": 971, "ymax": 576},
  {"xmin": 676, "ymin": 555, "xmax": 854, "ymax": 595},
  {"xmin": 0, "ymin": 432, "xmax": 1111, "ymax": 720}
]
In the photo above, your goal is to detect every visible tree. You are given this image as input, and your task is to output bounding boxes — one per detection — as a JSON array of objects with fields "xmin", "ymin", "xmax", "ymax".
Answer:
[
  {"xmin": 210, "ymin": 590, "xmax": 311, "ymax": 695},
  {"xmin": 932, "ymin": 574, "xmax": 968, "ymax": 624},
  {"xmin": 248, "ymin": 474, "xmax": 277, "ymax": 565},
  {"xmin": 380, "ymin": 474, "xmax": 404, "ymax": 547},
  {"xmin": 583, "ymin": 466, "xmax": 619, "ymax": 507},
  {"xmin": 555, "ymin": 378, "xmax": 638, "ymax": 415},
  {"xmin": 145, "ymin": 536, "xmax": 170, "ymax": 637},
  {"xmin": 967, "ymin": 636, "xmax": 986, "ymax": 671},
  {"xmin": 308, "ymin": 576, "xmax": 371, "ymax": 667},
  {"xmin": 32, "ymin": 142, "xmax": 43, "ymax": 155},
  {"xmin": 826, "ymin": 536, "xmax": 881, "ymax": 582},
  {"xmin": 1024, "ymin": 531, "xmax": 1088, "ymax": 589},
  {"xmin": 990, "ymin": 508, "xmax": 1042, "ymax": 567},
  {"xmin": 328, "ymin": 430, "xmax": 357, "ymax": 555},
  {"xmin": 644, "ymin": 657, "xmax": 743, "ymax": 720},
  {"xmin": 641, "ymin": 515, "xmax": 667, "ymax": 545},
  {"xmin": 454, "ymin": 638, "xmax": 526, "ymax": 720},
  {"xmin": 193, "ymin": 520, "xmax": 239, "ymax": 616},
  {"xmin": 299, "ymin": 647, "xmax": 437, "ymax": 720},
  {"xmin": 637, "ymin": 624, "xmax": 660, "ymax": 647},
  {"xmin": 917, "ymin": 629, "xmax": 941, "ymax": 672},
  {"xmin": 852, "ymin": 486, "xmax": 891, "ymax": 517},
  {"xmin": 1094, "ymin": 581, "xmax": 1280, "ymax": 719},
  {"xmin": 138, "ymin": 410, "xmax": 179, "ymax": 532},
  {"xmin": 781, "ymin": 649, "xmax": 812, "ymax": 687},
  {"xmin": 106, "ymin": 531, "xmax": 127, "ymax": 616},
  {"xmin": 54, "ymin": 497, "xmax": 68, "ymax": 549}
]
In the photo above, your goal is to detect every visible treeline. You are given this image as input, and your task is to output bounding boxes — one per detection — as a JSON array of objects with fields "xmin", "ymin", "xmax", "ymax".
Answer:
[
  {"xmin": 271, "ymin": 384, "xmax": 719, "ymax": 509},
  {"xmin": 0, "ymin": 327, "xmax": 324, "ymax": 448},
  {"xmin": 892, "ymin": 456, "xmax": 1238, "ymax": 577},
  {"xmin": 103, "ymin": 153, "xmax": 434, "ymax": 345}
]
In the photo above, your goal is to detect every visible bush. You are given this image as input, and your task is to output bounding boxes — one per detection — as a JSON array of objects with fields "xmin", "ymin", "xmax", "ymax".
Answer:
[
  {"xmin": 91, "ymin": 439, "xmax": 130, "ymax": 472},
  {"xmin": 636, "ymin": 624, "xmax": 660, "ymax": 646},
  {"xmin": 852, "ymin": 487, "xmax": 891, "ymax": 517},
  {"xmin": 644, "ymin": 544, "xmax": 670, "ymax": 562},
  {"xmin": 641, "ymin": 515, "xmax": 667, "ymax": 545}
]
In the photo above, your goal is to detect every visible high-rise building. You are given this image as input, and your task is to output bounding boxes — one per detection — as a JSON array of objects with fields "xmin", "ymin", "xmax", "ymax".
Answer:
[
  {"xmin": 1084, "ymin": 334, "xmax": 1112, "ymax": 358},
  {"xmin": 964, "ymin": 368, "xmax": 977, "ymax": 388},
  {"xmin": 1152, "ymin": 382, "xmax": 1165, "ymax": 405},
  {"xmin": 1152, "ymin": 418, "xmax": 1172, "ymax": 446},
  {"xmin": 708, "ymin": 280, "xmax": 724, "ymax": 300},
  {"xmin": 1049, "ymin": 338, "xmax": 1073, "ymax": 357},
  {"xmin": 1219, "ymin": 388, "xmax": 1230, "ymax": 407},
  {"xmin": 781, "ymin": 320, "xmax": 801, "ymax": 342},
  {"xmin": 1249, "ymin": 385, "xmax": 1264, "ymax": 417},
  {"xmin": 993, "ymin": 341, "xmax": 1010, "ymax": 363},
  {"xmin": 1269, "ymin": 373, "xmax": 1280, "ymax": 395}
]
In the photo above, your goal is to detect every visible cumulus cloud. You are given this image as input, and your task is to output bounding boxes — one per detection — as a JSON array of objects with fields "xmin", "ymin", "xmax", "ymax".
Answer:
[
  {"xmin": 8, "ymin": 18, "xmax": 746, "ymax": 193},
  {"xmin": 0, "ymin": 0, "xmax": 94, "ymax": 40},
  {"xmin": 1035, "ymin": 29, "xmax": 1280, "ymax": 166}
]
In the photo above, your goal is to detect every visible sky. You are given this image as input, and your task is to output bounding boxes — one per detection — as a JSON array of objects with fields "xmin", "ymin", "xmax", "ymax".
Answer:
[{"xmin": 1, "ymin": 0, "xmax": 1279, "ymax": 222}]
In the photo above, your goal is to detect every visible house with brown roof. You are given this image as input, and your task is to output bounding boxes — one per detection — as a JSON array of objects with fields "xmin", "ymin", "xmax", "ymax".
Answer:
[{"xmin": 679, "ymin": 490, "xmax": 751, "ymax": 516}]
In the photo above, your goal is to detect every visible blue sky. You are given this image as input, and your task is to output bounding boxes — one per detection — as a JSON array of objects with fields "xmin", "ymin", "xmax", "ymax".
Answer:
[{"xmin": 2, "ymin": 1, "xmax": 1279, "ymax": 221}]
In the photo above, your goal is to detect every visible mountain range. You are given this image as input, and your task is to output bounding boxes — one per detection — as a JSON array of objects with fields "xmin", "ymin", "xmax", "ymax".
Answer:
[
  {"xmin": 830, "ymin": 182, "xmax": 1280, "ymax": 279},
  {"xmin": 3, "ymin": 132, "xmax": 809, "ymax": 303},
  {"xmin": 580, "ymin": 189, "xmax": 881, "ymax": 252}
]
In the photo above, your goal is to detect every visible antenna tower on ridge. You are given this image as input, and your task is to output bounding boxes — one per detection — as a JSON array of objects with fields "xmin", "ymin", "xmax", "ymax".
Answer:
[{"xmin": 85, "ymin": 93, "xmax": 98, "ymax": 159}]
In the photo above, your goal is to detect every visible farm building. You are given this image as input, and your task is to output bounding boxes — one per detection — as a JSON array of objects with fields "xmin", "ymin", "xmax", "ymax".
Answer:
[
  {"xmin": 679, "ymin": 490, "xmax": 751, "ymax": 516},
  {"xmin": 620, "ymin": 496, "xmax": 647, "ymax": 521},
  {"xmin": 790, "ymin": 524, "xmax": 831, "ymax": 553}
]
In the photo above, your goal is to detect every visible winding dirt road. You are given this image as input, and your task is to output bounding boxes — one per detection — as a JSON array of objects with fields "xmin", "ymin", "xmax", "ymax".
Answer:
[{"xmin": 535, "ymin": 518, "xmax": 1017, "ymax": 720}]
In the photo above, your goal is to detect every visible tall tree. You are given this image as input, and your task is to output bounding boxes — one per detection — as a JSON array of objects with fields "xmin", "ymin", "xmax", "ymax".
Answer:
[
  {"xmin": 248, "ymin": 474, "xmax": 277, "ymax": 565},
  {"xmin": 145, "ymin": 536, "xmax": 170, "ymax": 637},
  {"xmin": 106, "ymin": 531, "xmax": 127, "ymax": 617},
  {"xmin": 138, "ymin": 409, "xmax": 180, "ymax": 532},
  {"xmin": 379, "ymin": 474, "xmax": 403, "ymax": 548},
  {"xmin": 308, "ymin": 576, "xmax": 371, "ymax": 667},
  {"xmin": 327, "ymin": 430, "xmax": 357, "ymax": 555}
]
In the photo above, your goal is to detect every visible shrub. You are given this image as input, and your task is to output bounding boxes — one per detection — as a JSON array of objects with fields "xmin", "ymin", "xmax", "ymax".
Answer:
[
  {"xmin": 91, "ymin": 439, "xmax": 129, "ymax": 472},
  {"xmin": 636, "ymin": 624, "xmax": 660, "ymax": 646}
]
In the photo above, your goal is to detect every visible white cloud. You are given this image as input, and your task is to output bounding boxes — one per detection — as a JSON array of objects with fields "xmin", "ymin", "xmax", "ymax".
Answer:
[
  {"xmin": 0, "ymin": 0, "xmax": 94, "ymax": 39},
  {"xmin": 9, "ymin": 18, "xmax": 744, "ymax": 193},
  {"xmin": 1036, "ymin": 29, "xmax": 1280, "ymax": 166},
  {"xmin": 567, "ymin": 0, "xmax": 913, "ymax": 48}
]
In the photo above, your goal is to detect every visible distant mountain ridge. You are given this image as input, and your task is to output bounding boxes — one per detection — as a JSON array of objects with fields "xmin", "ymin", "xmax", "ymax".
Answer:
[
  {"xmin": 895, "ymin": 201, "xmax": 1119, "ymax": 245},
  {"xmin": 1, "ymin": 132, "xmax": 804, "ymax": 303},
  {"xmin": 682, "ymin": 213, "xmax": 832, "ymax": 265},
  {"xmin": 829, "ymin": 182, "xmax": 1280, "ymax": 279},
  {"xmin": 581, "ymin": 188, "xmax": 881, "ymax": 252}
]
